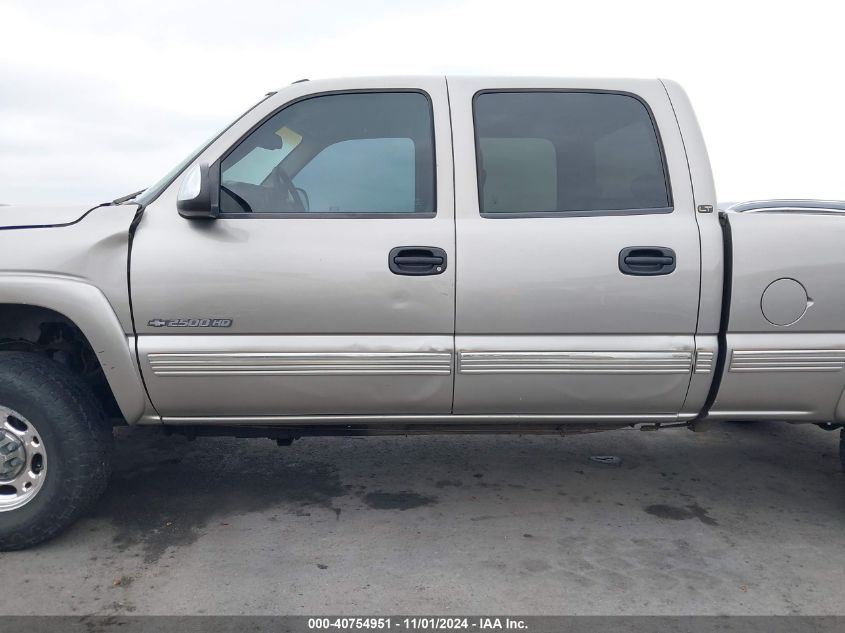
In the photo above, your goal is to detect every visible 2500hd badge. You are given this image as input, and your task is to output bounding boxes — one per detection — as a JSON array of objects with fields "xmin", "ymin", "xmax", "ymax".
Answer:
[{"xmin": 147, "ymin": 318, "xmax": 233, "ymax": 328}]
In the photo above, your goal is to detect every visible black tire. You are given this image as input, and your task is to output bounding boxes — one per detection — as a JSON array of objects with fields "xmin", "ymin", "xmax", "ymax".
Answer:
[
  {"xmin": 0, "ymin": 352, "xmax": 113, "ymax": 550},
  {"xmin": 840, "ymin": 428, "xmax": 844, "ymax": 475}
]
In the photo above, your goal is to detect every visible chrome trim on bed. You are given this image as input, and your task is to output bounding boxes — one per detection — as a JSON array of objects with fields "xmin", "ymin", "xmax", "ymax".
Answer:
[{"xmin": 729, "ymin": 350, "xmax": 845, "ymax": 373}]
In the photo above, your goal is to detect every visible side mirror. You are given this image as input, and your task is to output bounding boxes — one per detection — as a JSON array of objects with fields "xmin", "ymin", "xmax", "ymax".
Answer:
[{"xmin": 177, "ymin": 163, "xmax": 219, "ymax": 219}]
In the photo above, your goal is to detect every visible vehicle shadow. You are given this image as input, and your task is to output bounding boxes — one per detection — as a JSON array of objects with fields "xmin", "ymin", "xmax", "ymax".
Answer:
[{"xmin": 82, "ymin": 421, "xmax": 844, "ymax": 564}]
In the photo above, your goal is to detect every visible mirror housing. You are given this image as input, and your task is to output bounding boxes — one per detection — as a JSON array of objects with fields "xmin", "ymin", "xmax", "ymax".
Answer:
[{"xmin": 177, "ymin": 163, "xmax": 219, "ymax": 219}]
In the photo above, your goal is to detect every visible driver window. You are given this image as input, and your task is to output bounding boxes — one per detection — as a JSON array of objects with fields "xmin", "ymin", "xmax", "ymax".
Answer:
[{"xmin": 219, "ymin": 92, "xmax": 435, "ymax": 215}]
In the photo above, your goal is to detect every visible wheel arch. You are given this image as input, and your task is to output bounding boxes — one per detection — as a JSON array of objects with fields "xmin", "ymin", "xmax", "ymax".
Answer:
[{"xmin": 0, "ymin": 275, "xmax": 147, "ymax": 423}]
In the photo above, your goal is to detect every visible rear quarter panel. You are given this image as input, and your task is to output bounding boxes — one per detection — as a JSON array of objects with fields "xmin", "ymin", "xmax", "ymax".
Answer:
[{"xmin": 711, "ymin": 212, "xmax": 845, "ymax": 422}]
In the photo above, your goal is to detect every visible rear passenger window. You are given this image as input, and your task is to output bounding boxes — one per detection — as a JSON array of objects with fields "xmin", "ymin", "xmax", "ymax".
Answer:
[{"xmin": 474, "ymin": 92, "xmax": 670, "ymax": 216}]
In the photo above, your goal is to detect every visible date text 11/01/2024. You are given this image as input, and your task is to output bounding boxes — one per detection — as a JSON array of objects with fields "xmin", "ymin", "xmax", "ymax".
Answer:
[{"xmin": 307, "ymin": 618, "xmax": 528, "ymax": 630}]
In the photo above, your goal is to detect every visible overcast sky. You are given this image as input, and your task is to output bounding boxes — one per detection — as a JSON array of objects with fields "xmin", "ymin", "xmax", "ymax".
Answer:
[{"xmin": 1, "ymin": 0, "xmax": 842, "ymax": 206}]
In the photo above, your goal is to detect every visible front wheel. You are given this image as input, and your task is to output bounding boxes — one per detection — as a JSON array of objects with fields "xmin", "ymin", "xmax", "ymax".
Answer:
[{"xmin": 0, "ymin": 352, "xmax": 113, "ymax": 550}]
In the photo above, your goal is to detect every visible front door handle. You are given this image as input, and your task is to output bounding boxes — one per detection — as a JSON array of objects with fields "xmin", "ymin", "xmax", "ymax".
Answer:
[
  {"xmin": 389, "ymin": 246, "xmax": 447, "ymax": 276},
  {"xmin": 619, "ymin": 246, "xmax": 676, "ymax": 276}
]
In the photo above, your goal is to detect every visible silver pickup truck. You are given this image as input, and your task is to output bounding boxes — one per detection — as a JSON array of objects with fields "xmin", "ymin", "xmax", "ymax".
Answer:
[{"xmin": 1, "ymin": 76, "xmax": 843, "ymax": 549}]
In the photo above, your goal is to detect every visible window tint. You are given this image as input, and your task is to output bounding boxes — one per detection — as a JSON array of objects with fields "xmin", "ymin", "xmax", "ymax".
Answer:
[
  {"xmin": 474, "ymin": 92, "xmax": 670, "ymax": 215},
  {"xmin": 479, "ymin": 138, "xmax": 557, "ymax": 213},
  {"xmin": 293, "ymin": 138, "xmax": 415, "ymax": 213},
  {"xmin": 220, "ymin": 92, "xmax": 434, "ymax": 215},
  {"xmin": 222, "ymin": 127, "xmax": 302, "ymax": 185}
]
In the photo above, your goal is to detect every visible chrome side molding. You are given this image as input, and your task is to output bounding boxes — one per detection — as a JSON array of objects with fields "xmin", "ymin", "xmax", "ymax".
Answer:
[
  {"xmin": 148, "ymin": 351, "xmax": 453, "ymax": 376},
  {"xmin": 693, "ymin": 350, "xmax": 714, "ymax": 374},
  {"xmin": 729, "ymin": 349, "xmax": 845, "ymax": 373},
  {"xmin": 458, "ymin": 351, "xmax": 693, "ymax": 375}
]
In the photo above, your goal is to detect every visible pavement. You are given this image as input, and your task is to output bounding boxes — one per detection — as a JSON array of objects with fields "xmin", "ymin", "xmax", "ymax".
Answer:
[{"xmin": 0, "ymin": 421, "xmax": 842, "ymax": 615}]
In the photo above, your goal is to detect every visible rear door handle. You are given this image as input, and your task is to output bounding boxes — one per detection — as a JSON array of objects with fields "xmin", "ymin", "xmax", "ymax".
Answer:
[
  {"xmin": 619, "ymin": 246, "xmax": 676, "ymax": 276},
  {"xmin": 389, "ymin": 246, "xmax": 447, "ymax": 276}
]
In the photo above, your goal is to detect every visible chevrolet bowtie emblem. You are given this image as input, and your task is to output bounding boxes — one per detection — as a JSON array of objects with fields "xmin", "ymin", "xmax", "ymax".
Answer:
[{"xmin": 148, "ymin": 319, "xmax": 167, "ymax": 327}]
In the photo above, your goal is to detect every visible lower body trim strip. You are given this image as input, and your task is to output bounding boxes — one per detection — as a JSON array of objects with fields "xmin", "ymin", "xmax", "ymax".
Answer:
[{"xmin": 156, "ymin": 413, "xmax": 681, "ymax": 426}]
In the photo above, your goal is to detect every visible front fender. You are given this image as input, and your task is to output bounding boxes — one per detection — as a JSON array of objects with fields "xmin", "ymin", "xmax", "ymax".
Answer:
[{"xmin": 0, "ymin": 273, "xmax": 147, "ymax": 423}]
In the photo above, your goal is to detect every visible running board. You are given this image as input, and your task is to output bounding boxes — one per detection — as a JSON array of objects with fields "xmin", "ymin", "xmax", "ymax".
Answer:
[{"xmin": 155, "ymin": 413, "xmax": 682, "ymax": 426}]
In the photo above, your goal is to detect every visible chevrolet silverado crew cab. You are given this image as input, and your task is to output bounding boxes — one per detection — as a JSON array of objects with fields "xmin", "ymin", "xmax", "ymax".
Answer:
[{"xmin": 1, "ymin": 76, "xmax": 843, "ymax": 549}]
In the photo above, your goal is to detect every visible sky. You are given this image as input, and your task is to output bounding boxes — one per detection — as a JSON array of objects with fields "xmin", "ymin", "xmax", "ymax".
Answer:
[{"xmin": 1, "ymin": 0, "xmax": 843, "ymax": 206}]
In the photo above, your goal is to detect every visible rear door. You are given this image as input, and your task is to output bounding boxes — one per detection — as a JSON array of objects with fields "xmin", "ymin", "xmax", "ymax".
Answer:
[
  {"xmin": 131, "ymin": 78, "xmax": 455, "ymax": 420},
  {"xmin": 449, "ymin": 78, "xmax": 701, "ymax": 421}
]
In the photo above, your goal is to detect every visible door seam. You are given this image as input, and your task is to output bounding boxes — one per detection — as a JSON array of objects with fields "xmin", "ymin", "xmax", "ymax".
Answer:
[{"xmin": 445, "ymin": 75, "xmax": 458, "ymax": 414}]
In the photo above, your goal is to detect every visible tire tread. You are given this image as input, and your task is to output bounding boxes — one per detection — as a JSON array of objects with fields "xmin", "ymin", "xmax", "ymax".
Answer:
[{"xmin": 0, "ymin": 352, "xmax": 113, "ymax": 551}]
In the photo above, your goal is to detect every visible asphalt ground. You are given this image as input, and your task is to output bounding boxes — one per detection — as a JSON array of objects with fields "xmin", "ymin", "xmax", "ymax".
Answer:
[{"xmin": 0, "ymin": 420, "xmax": 842, "ymax": 615}]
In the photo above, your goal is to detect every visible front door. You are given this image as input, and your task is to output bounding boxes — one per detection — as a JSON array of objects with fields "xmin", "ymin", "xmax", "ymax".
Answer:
[
  {"xmin": 449, "ymin": 78, "xmax": 701, "ymax": 421},
  {"xmin": 131, "ymin": 79, "xmax": 455, "ymax": 420}
]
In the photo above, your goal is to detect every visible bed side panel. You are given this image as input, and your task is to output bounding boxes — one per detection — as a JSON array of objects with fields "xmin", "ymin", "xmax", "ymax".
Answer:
[{"xmin": 710, "ymin": 212, "xmax": 845, "ymax": 421}]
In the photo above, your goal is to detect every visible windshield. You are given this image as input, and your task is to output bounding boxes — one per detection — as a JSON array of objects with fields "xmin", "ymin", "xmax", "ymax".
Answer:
[{"xmin": 132, "ymin": 93, "xmax": 275, "ymax": 207}]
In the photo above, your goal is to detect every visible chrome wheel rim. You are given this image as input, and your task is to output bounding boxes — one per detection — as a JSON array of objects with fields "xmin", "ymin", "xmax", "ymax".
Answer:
[{"xmin": 0, "ymin": 407, "xmax": 47, "ymax": 511}]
